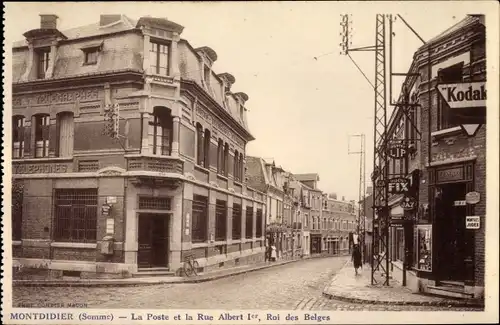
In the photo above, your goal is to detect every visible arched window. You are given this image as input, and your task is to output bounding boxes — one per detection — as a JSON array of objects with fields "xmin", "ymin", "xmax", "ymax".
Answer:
[
  {"xmin": 203, "ymin": 129, "xmax": 211, "ymax": 168},
  {"xmin": 12, "ymin": 115, "xmax": 26, "ymax": 158},
  {"xmin": 34, "ymin": 114, "xmax": 50, "ymax": 158},
  {"xmin": 196, "ymin": 123, "xmax": 204, "ymax": 166},
  {"xmin": 223, "ymin": 143, "xmax": 229, "ymax": 176},
  {"xmin": 217, "ymin": 139, "xmax": 224, "ymax": 174},
  {"xmin": 234, "ymin": 150, "xmax": 239, "ymax": 181},
  {"xmin": 150, "ymin": 107, "xmax": 173, "ymax": 156},
  {"xmin": 57, "ymin": 112, "xmax": 74, "ymax": 157}
]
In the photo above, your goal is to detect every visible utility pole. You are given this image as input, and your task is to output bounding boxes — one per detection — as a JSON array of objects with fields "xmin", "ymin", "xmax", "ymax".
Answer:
[{"xmin": 348, "ymin": 134, "xmax": 366, "ymax": 262}]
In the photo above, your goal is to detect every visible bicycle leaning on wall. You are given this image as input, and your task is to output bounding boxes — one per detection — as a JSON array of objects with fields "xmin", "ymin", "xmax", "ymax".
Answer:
[{"xmin": 182, "ymin": 253, "xmax": 200, "ymax": 277}]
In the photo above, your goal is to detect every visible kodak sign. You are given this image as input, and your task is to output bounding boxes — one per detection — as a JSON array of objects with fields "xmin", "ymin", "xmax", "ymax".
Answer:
[{"xmin": 437, "ymin": 82, "xmax": 486, "ymax": 108}]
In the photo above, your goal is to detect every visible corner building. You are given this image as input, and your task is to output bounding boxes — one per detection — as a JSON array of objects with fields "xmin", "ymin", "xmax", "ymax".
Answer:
[{"xmin": 11, "ymin": 14, "xmax": 266, "ymax": 277}]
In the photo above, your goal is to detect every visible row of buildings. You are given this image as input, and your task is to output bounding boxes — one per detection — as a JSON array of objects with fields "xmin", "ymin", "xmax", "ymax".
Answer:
[
  {"xmin": 365, "ymin": 15, "xmax": 486, "ymax": 300},
  {"xmin": 10, "ymin": 14, "xmax": 357, "ymax": 278}
]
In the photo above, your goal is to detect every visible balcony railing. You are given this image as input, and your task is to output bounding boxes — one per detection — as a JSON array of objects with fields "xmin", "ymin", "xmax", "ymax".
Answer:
[{"xmin": 127, "ymin": 156, "xmax": 183, "ymax": 174}]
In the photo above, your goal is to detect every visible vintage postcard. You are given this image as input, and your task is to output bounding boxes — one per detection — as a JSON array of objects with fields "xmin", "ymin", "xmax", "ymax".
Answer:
[{"xmin": 2, "ymin": 1, "xmax": 499, "ymax": 324}]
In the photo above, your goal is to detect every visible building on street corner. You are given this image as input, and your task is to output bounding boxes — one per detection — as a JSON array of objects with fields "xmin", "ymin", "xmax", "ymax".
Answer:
[
  {"xmin": 384, "ymin": 15, "xmax": 485, "ymax": 300},
  {"xmin": 11, "ymin": 14, "xmax": 267, "ymax": 278}
]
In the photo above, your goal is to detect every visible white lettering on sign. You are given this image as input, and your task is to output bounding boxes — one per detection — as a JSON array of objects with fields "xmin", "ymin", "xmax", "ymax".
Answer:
[
  {"xmin": 437, "ymin": 82, "xmax": 486, "ymax": 108},
  {"xmin": 466, "ymin": 216, "xmax": 480, "ymax": 229},
  {"xmin": 454, "ymin": 200, "xmax": 467, "ymax": 206}
]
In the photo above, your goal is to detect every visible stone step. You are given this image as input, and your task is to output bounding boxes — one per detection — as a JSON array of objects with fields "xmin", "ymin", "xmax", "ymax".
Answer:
[
  {"xmin": 427, "ymin": 285, "xmax": 474, "ymax": 299},
  {"xmin": 132, "ymin": 268, "xmax": 176, "ymax": 278}
]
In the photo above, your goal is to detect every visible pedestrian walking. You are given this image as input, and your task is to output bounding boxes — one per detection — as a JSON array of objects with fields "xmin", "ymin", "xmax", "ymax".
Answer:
[
  {"xmin": 352, "ymin": 244, "xmax": 362, "ymax": 275},
  {"xmin": 271, "ymin": 244, "xmax": 277, "ymax": 262}
]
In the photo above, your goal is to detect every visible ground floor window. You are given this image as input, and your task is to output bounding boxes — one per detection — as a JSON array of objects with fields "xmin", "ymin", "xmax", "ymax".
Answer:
[
  {"xmin": 54, "ymin": 189, "xmax": 98, "ymax": 242},
  {"xmin": 215, "ymin": 199, "xmax": 227, "ymax": 241},
  {"xmin": 12, "ymin": 181, "xmax": 24, "ymax": 240},
  {"xmin": 256, "ymin": 208, "xmax": 263, "ymax": 237},
  {"xmin": 232, "ymin": 203, "xmax": 242, "ymax": 240},
  {"xmin": 192, "ymin": 195, "xmax": 208, "ymax": 243},
  {"xmin": 414, "ymin": 225, "xmax": 432, "ymax": 271},
  {"xmin": 395, "ymin": 227, "xmax": 405, "ymax": 261},
  {"xmin": 245, "ymin": 207, "xmax": 253, "ymax": 239}
]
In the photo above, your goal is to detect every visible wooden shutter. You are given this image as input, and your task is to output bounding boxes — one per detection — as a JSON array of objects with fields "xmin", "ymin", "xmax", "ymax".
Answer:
[{"xmin": 48, "ymin": 122, "xmax": 58, "ymax": 157}]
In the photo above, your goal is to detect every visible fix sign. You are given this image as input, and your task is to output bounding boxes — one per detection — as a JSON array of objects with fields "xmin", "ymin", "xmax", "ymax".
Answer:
[{"xmin": 437, "ymin": 82, "xmax": 486, "ymax": 108}]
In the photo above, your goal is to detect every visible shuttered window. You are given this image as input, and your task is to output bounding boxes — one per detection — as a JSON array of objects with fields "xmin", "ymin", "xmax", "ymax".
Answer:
[
  {"xmin": 12, "ymin": 116, "xmax": 25, "ymax": 159},
  {"xmin": 192, "ymin": 195, "xmax": 208, "ymax": 243},
  {"xmin": 215, "ymin": 200, "xmax": 227, "ymax": 241},
  {"xmin": 34, "ymin": 114, "xmax": 50, "ymax": 158},
  {"xmin": 245, "ymin": 207, "xmax": 253, "ymax": 239},
  {"xmin": 232, "ymin": 203, "xmax": 241, "ymax": 240},
  {"xmin": 54, "ymin": 189, "xmax": 98, "ymax": 242},
  {"xmin": 58, "ymin": 112, "xmax": 74, "ymax": 157}
]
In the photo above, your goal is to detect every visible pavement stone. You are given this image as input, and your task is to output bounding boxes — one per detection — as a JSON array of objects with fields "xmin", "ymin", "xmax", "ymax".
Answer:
[{"xmin": 322, "ymin": 261, "xmax": 484, "ymax": 308}]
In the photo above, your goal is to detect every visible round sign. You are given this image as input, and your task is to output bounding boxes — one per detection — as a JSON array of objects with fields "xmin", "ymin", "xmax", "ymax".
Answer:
[
  {"xmin": 400, "ymin": 196, "xmax": 417, "ymax": 210},
  {"xmin": 465, "ymin": 191, "xmax": 480, "ymax": 205}
]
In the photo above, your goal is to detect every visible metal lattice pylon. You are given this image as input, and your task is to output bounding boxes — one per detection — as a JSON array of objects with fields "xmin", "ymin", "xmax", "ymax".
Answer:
[{"xmin": 371, "ymin": 14, "xmax": 390, "ymax": 286}]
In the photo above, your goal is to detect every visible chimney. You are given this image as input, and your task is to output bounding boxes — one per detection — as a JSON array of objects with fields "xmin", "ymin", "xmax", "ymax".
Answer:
[
  {"xmin": 40, "ymin": 14, "xmax": 58, "ymax": 29},
  {"xmin": 100, "ymin": 14, "xmax": 122, "ymax": 27}
]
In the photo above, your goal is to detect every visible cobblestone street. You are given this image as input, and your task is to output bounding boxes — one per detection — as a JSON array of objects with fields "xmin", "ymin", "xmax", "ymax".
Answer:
[{"xmin": 12, "ymin": 257, "xmax": 481, "ymax": 311}]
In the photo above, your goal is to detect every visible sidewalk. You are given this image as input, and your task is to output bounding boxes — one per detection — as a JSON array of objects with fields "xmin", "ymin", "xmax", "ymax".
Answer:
[
  {"xmin": 13, "ymin": 255, "xmax": 316, "ymax": 288},
  {"xmin": 322, "ymin": 261, "xmax": 484, "ymax": 307}
]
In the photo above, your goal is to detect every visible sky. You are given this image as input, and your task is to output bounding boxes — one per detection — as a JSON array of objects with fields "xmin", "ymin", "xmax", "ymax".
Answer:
[{"xmin": 4, "ymin": 1, "xmax": 490, "ymax": 201}]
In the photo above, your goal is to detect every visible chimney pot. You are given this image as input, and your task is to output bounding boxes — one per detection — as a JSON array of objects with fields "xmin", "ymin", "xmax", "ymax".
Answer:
[
  {"xmin": 40, "ymin": 14, "xmax": 58, "ymax": 30},
  {"xmin": 100, "ymin": 14, "xmax": 122, "ymax": 27}
]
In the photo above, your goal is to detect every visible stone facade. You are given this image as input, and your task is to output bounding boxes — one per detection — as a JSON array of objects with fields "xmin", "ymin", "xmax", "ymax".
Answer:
[{"xmin": 11, "ymin": 14, "xmax": 266, "ymax": 278}]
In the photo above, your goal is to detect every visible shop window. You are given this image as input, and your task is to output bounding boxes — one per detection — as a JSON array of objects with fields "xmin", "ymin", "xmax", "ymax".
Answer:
[
  {"xmin": 203, "ymin": 129, "xmax": 211, "ymax": 169},
  {"xmin": 196, "ymin": 123, "xmax": 204, "ymax": 166},
  {"xmin": 437, "ymin": 63, "xmax": 464, "ymax": 130},
  {"xmin": 12, "ymin": 181, "xmax": 23, "ymax": 240},
  {"xmin": 57, "ymin": 112, "xmax": 74, "ymax": 157},
  {"xmin": 245, "ymin": 207, "xmax": 253, "ymax": 239},
  {"xmin": 54, "ymin": 189, "xmax": 98, "ymax": 243},
  {"xmin": 215, "ymin": 200, "xmax": 227, "ymax": 241},
  {"xmin": 232, "ymin": 203, "xmax": 242, "ymax": 240},
  {"xmin": 415, "ymin": 225, "xmax": 432, "ymax": 271},
  {"xmin": 192, "ymin": 195, "xmax": 208, "ymax": 243},
  {"xmin": 12, "ymin": 116, "xmax": 25, "ymax": 159},
  {"xmin": 395, "ymin": 228, "xmax": 405, "ymax": 261},
  {"xmin": 150, "ymin": 41, "xmax": 170, "ymax": 75},
  {"xmin": 36, "ymin": 48, "xmax": 51, "ymax": 79},
  {"xmin": 34, "ymin": 114, "xmax": 50, "ymax": 158},
  {"xmin": 256, "ymin": 208, "xmax": 263, "ymax": 237},
  {"xmin": 150, "ymin": 107, "xmax": 173, "ymax": 156}
]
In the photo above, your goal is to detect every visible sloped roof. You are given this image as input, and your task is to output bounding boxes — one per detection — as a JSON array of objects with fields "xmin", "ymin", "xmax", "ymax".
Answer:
[
  {"xmin": 13, "ymin": 15, "xmax": 137, "ymax": 48},
  {"xmin": 294, "ymin": 173, "xmax": 320, "ymax": 182},
  {"xmin": 418, "ymin": 15, "xmax": 484, "ymax": 51}
]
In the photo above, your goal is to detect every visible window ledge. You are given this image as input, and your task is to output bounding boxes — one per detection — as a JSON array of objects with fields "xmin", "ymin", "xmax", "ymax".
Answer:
[
  {"xmin": 125, "ymin": 154, "xmax": 183, "ymax": 161},
  {"xmin": 83, "ymin": 62, "xmax": 97, "ymax": 66},
  {"xmin": 431, "ymin": 126, "xmax": 462, "ymax": 139},
  {"xmin": 217, "ymin": 174, "xmax": 229, "ymax": 181},
  {"xmin": 13, "ymin": 157, "xmax": 74, "ymax": 162},
  {"xmin": 50, "ymin": 242, "xmax": 97, "ymax": 249},
  {"xmin": 191, "ymin": 242, "xmax": 208, "ymax": 248},
  {"xmin": 194, "ymin": 164, "xmax": 210, "ymax": 174},
  {"xmin": 233, "ymin": 180, "xmax": 243, "ymax": 186},
  {"xmin": 13, "ymin": 241, "xmax": 22, "ymax": 246}
]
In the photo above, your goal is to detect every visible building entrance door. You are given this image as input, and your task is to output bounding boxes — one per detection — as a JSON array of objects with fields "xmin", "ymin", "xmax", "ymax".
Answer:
[
  {"xmin": 138, "ymin": 214, "xmax": 169, "ymax": 268},
  {"xmin": 435, "ymin": 183, "xmax": 467, "ymax": 281}
]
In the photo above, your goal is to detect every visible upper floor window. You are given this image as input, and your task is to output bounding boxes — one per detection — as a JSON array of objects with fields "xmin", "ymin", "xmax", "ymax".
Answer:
[
  {"xmin": 150, "ymin": 108, "xmax": 173, "ymax": 156},
  {"xmin": 34, "ymin": 114, "xmax": 50, "ymax": 158},
  {"xmin": 204, "ymin": 66, "xmax": 211, "ymax": 87},
  {"xmin": 84, "ymin": 49, "xmax": 99, "ymax": 65},
  {"xmin": 437, "ymin": 63, "xmax": 464, "ymax": 130},
  {"xmin": 37, "ymin": 48, "xmax": 51, "ymax": 79},
  {"xmin": 223, "ymin": 143, "xmax": 229, "ymax": 177},
  {"xmin": 239, "ymin": 106, "xmax": 244, "ymax": 121},
  {"xmin": 217, "ymin": 139, "xmax": 224, "ymax": 174},
  {"xmin": 234, "ymin": 150, "xmax": 240, "ymax": 181},
  {"xmin": 196, "ymin": 123, "xmax": 204, "ymax": 166},
  {"xmin": 150, "ymin": 41, "xmax": 169, "ymax": 75},
  {"xmin": 57, "ymin": 112, "xmax": 75, "ymax": 157},
  {"xmin": 12, "ymin": 116, "xmax": 26, "ymax": 159},
  {"xmin": 203, "ymin": 129, "xmax": 211, "ymax": 169}
]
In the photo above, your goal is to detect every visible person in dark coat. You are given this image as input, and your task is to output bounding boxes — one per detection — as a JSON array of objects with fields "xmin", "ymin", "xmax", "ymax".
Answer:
[{"xmin": 352, "ymin": 244, "xmax": 362, "ymax": 275}]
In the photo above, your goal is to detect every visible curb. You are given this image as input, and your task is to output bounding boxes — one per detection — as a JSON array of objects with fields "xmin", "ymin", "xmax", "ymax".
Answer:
[
  {"xmin": 13, "ymin": 255, "xmax": 334, "ymax": 288},
  {"xmin": 321, "ymin": 291, "xmax": 485, "ymax": 308}
]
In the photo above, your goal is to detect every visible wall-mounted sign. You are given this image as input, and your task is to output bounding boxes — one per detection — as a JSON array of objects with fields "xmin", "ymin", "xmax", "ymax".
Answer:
[
  {"xmin": 106, "ymin": 218, "xmax": 115, "ymax": 235},
  {"xmin": 388, "ymin": 177, "xmax": 410, "ymax": 194},
  {"xmin": 436, "ymin": 167, "xmax": 464, "ymax": 183},
  {"xmin": 401, "ymin": 195, "xmax": 417, "ymax": 210},
  {"xmin": 465, "ymin": 191, "xmax": 480, "ymax": 205},
  {"xmin": 454, "ymin": 200, "xmax": 467, "ymax": 206},
  {"xmin": 106, "ymin": 196, "xmax": 117, "ymax": 204},
  {"xmin": 101, "ymin": 204, "xmax": 111, "ymax": 216},
  {"xmin": 437, "ymin": 82, "xmax": 486, "ymax": 109},
  {"xmin": 13, "ymin": 164, "xmax": 69, "ymax": 174},
  {"xmin": 465, "ymin": 216, "xmax": 480, "ymax": 229},
  {"xmin": 387, "ymin": 141, "xmax": 407, "ymax": 159}
]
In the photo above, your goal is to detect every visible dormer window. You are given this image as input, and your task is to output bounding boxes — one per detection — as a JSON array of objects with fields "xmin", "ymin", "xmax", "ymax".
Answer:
[
  {"xmin": 36, "ymin": 48, "xmax": 51, "ymax": 79},
  {"xmin": 204, "ymin": 66, "xmax": 211, "ymax": 87},
  {"xmin": 84, "ymin": 49, "xmax": 99, "ymax": 65},
  {"xmin": 239, "ymin": 106, "xmax": 244, "ymax": 121},
  {"xmin": 150, "ymin": 41, "xmax": 170, "ymax": 75}
]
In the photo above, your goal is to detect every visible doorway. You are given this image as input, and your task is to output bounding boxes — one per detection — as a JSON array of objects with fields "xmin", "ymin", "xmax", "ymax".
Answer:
[
  {"xmin": 435, "ymin": 182, "xmax": 467, "ymax": 281},
  {"xmin": 138, "ymin": 214, "xmax": 169, "ymax": 268}
]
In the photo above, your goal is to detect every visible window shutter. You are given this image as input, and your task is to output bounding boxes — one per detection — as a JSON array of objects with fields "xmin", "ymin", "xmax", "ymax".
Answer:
[
  {"xmin": 23, "ymin": 126, "xmax": 31, "ymax": 155},
  {"xmin": 48, "ymin": 123, "xmax": 58, "ymax": 156}
]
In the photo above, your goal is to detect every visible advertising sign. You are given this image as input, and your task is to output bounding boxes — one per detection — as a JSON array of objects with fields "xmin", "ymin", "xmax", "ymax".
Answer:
[
  {"xmin": 400, "ymin": 195, "xmax": 417, "ymax": 210},
  {"xmin": 388, "ymin": 177, "xmax": 410, "ymax": 194},
  {"xmin": 466, "ymin": 216, "xmax": 480, "ymax": 229},
  {"xmin": 387, "ymin": 140, "xmax": 407, "ymax": 159},
  {"xmin": 437, "ymin": 82, "xmax": 486, "ymax": 108},
  {"xmin": 465, "ymin": 191, "xmax": 481, "ymax": 205}
]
